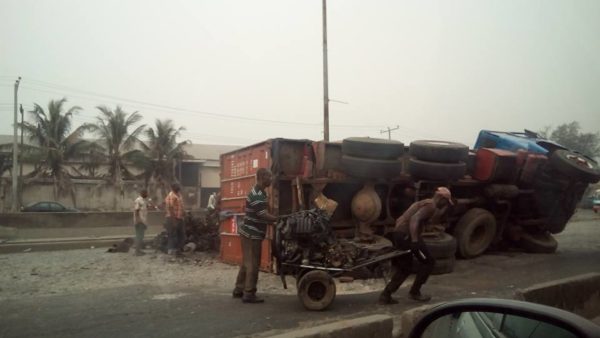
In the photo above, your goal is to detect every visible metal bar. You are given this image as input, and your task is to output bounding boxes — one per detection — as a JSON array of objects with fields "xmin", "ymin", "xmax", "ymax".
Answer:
[
  {"xmin": 220, "ymin": 174, "xmax": 256, "ymax": 183},
  {"xmin": 220, "ymin": 196, "xmax": 246, "ymax": 201},
  {"xmin": 346, "ymin": 250, "xmax": 410, "ymax": 271}
]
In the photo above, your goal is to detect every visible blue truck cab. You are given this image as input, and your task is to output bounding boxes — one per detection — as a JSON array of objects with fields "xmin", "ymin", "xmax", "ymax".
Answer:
[{"xmin": 474, "ymin": 129, "xmax": 566, "ymax": 154}]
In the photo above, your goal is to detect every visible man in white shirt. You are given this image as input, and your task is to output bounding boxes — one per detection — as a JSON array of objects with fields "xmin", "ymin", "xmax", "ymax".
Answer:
[{"xmin": 133, "ymin": 189, "xmax": 149, "ymax": 256}]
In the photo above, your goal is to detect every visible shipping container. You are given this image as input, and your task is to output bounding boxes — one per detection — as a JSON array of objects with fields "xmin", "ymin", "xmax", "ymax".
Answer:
[{"xmin": 219, "ymin": 139, "xmax": 312, "ymax": 272}]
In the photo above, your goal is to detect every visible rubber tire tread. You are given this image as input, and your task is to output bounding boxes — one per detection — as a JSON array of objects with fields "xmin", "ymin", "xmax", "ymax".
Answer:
[
  {"xmin": 431, "ymin": 256, "xmax": 455, "ymax": 275},
  {"xmin": 454, "ymin": 208, "xmax": 497, "ymax": 259},
  {"xmin": 549, "ymin": 150, "xmax": 600, "ymax": 183},
  {"xmin": 341, "ymin": 155, "xmax": 403, "ymax": 179},
  {"xmin": 408, "ymin": 158, "xmax": 466, "ymax": 181},
  {"xmin": 519, "ymin": 231, "xmax": 558, "ymax": 254},
  {"xmin": 342, "ymin": 137, "xmax": 404, "ymax": 160},
  {"xmin": 409, "ymin": 140, "xmax": 469, "ymax": 163},
  {"xmin": 422, "ymin": 232, "xmax": 457, "ymax": 259},
  {"xmin": 297, "ymin": 270, "xmax": 336, "ymax": 311}
]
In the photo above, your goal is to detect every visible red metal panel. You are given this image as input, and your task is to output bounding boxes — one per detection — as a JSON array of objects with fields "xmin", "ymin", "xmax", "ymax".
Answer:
[
  {"xmin": 219, "ymin": 140, "xmax": 276, "ymax": 272},
  {"xmin": 474, "ymin": 148, "xmax": 518, "ymax": 182},
  {"xmin": 219, "ymin": 231, "xmax": 273, "ymax": 272}
]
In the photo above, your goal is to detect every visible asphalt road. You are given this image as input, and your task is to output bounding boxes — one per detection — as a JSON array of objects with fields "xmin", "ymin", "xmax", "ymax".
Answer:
[{"xmin": 1, "ymin": 211, "xmax": 599, "ymax": 338}]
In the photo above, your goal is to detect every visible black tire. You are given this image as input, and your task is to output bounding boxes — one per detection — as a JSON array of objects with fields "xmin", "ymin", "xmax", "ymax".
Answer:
[
  {"xmin": 409, "ymin": 140, "xmax": 469, "ymax": 163},
  {"xmin": 549, "ymin": 150, "xmax": 600, "ymax": 183},
  {"xmin": 341, "ymin": 155, "xmax": 403, "ymax": 179},
  {"xmin": 342, "ymin": 137, "xmax": 404, "ymax": 160},
  {"xmin": 297, "ymin": 270, "xmax": 336, "ymax": 311},
  {"xmin": 422, "ymin": 232, "xmax": 457, "ymax": 259},
  {"xmin": 519, "ymin": 231, "xmax": 558, "ymax": 253},
  {"xmin": 453, "ymin": 208, "xmax": 497, "ymax": 259},
  {"xmin": 408, "ymin": 158, "xmax": 466, "ymax": 181},
  {"xmin": 431, "ymin": 256, "xmax": 455, "ymax": 275}
]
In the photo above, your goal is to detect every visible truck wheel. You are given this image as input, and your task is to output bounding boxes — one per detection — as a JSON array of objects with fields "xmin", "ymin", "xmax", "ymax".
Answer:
[
  {"xmin": 341, "ymin": 155, "xmax": 403, "ymax": 179},
  {"xmin": 549, "ymin": 149, "xmax": 600, "ymax": 183},
  {"xmin": 409, "ymin": 140, "xmax": 469, "ymax": 163},
  {"xmin": 408, "ymin": 158, "xmax": 466, "ymax": 181},
  {"xmin": 519, "ymin": 231, "xmax": 558, "ymax": 254},
  {"xmin": 297, "ymin": 270, "xmax": 336, "ymax": 311},
  {"xmin": 431, "ymin": 256, "xmax": 455, "ymax": 275},
  {"xmin": 454, "ymin": 208, "xmax": 497, "ymax": 259},
  {"xmin": 422, "ymin": 232, "xmax": 457, "ymax": 259},
  {"xmin": 342, "ymin": 137, "xmax": 404, "ymax": 160}
]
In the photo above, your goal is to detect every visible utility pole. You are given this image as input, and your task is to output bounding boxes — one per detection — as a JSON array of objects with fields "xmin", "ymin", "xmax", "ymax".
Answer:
[
  {"xmin": 322, "ymin": 0, "xmax": 330, "ymax": 141},
  {"xmin": 19, "ymin": 104, "xmax": 24, "ymax": 178},
  {"xmin": 12, "ymin": 76, "xmax": 21, "ymax": 212},
  {"xmin": 380, "ymin": 125, "xmax": 400, "ymax": 140}
]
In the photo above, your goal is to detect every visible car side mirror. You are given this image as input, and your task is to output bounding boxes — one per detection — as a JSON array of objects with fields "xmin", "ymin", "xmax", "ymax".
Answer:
[{"xmin": 408, "ymin": 298, "xmax": 600, "ymax": 338}]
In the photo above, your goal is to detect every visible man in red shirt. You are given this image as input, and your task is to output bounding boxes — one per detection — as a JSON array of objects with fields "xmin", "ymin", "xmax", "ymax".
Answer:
[{"xmin": 165, "ymin": 183, "xmax": 185, "ymax": 255}]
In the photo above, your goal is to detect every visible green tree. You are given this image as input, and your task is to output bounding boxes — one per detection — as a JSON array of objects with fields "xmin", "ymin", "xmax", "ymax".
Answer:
[
  {"xmin": 18, "ymin": 98, "xmax": 90, "ymax": 204},
  {"xmin": 137, "ymin": 119, "xmax": 189, "ymax": 199},
  {"xmin": 89, "ymin": 106, "xmax": 146, "ymax": 207},
  {"xmin": 539, "ymin": 122, "xmax": 600, "ymax": 159}
]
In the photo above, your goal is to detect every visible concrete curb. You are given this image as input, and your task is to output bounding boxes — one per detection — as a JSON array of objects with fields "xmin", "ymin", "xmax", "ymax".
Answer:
[
  {"xmin": 267, "ymin": 314, "xmax": 393, "ymax": 338},
  {"xmin": 0, "ymin": 234, "xmax": 159, "ymax": 254},
  {"xmin": 515, "ymin": 272, "xmax": 600, "ymax": 319}
]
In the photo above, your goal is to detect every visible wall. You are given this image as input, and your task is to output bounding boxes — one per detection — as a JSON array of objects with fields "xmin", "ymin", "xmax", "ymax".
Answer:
[
  {"xmin": 1, "ymin": 179, "xmax": 166, "ymax": 212},
  {"xmin": 200, "ymin": 166, "xmax": 220, "ymax": 188}
]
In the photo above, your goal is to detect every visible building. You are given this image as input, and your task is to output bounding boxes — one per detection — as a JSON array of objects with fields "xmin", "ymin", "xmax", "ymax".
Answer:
[{"xmin": 0, "ymin": 135, "xmax": 239, "ymax": 211}]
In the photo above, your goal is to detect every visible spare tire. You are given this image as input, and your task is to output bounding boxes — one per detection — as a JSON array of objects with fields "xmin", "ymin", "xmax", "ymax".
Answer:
[
  {"xmin": 549, "ymin": 150, "xmax": 600, "ymax": 183},
  {"xmin": 342, "ymin": 137, "xmax": 404, "ymax": 160},
  {"xmin": 422, "ymin": 232, "xmax": 457, "ymax": 259},
  {"xmin": 408, "ymin": 158, "xmax": 466, "ymax": 181},
  {"xmin": 297, "ymin": 270, "xmax": 336, "ymax": 311},
  {"xmin": 453, "ymin": 208, "xmax": 497, "ymax": 259},
  {"xmin": 431, "ymin": 257, "xmax": 455, "ymax": 275},
  {"xmin": 519, "ymin": 231, "xmax": 558, "ymax": 253},
  {"xmin": 341, "ymin": 155, "xmax": 403, "ymax": 179},
  {"xmin": 409, "ymin": 140, "xmax": 469, "ymax": 163}
]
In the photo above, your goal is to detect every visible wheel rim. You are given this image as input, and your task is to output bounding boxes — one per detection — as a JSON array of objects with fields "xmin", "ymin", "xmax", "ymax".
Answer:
[
  {"xmin": 565, "ymin": 154, "xmax": 594, "ymax": 170},
  {"xmin": 307, "ymin": 281, "xmax": 327, "ymax": 301}
]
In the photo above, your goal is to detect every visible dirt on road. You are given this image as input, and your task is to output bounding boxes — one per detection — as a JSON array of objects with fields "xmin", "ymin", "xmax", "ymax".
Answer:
[{"xmin": 0, "ymin": 249, "xmax": 388, "ymax": 301}]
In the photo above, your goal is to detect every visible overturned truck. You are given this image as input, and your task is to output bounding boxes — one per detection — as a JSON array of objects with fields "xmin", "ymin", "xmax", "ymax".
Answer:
[{"xmin": 219, "ymin": 130, "xmax": 600, "ymax": 310}]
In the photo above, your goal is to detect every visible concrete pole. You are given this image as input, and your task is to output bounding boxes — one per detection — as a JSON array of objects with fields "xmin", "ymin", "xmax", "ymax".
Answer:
[
  {"xmin": 12, "ymin": 77, "xmax": 21, "ymax": 212},
  {"xmin": 322, "ymin": 0, "xmax": 330, "ymax": 142}
]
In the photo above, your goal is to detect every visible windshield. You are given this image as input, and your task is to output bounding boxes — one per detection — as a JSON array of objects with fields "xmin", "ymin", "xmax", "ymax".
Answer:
[{"xmin": 1, "ymin": 2, "xmax": 600, "ymax": 338}]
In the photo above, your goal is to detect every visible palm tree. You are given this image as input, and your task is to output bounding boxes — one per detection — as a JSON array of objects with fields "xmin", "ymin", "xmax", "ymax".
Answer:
[
  {"xmin": 89, "ymin": 106, "xmax": 145, "ymax": 208},
  {"xmin": 138, "ymin": 119, "xmax": 189, "ymax": 199},
  {"xmin": 18, "ymin": 98, "xmax": 90, "ymax": 204}
]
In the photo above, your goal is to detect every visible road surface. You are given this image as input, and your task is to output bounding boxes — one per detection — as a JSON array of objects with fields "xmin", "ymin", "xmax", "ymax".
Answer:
[{"xmin": 1, "ymin": 210, "xmax": 599, "ymax": 338}]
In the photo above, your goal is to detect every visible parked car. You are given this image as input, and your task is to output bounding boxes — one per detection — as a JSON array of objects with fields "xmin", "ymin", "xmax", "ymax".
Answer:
[
  {"xmin": 21, "ymin": 201, "xmax": 79, "ymax": 212},
  {"xmin": 593, "ymin": 189, "xmax": 600, "ymax": 213}
]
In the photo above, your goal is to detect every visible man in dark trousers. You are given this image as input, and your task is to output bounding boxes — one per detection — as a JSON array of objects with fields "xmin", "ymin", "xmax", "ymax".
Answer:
[
  {"xmin": 165, "ymin": 183, "xmax": 185, "ymax": 256},
  {"xmin": 379, "ymin": 187, "xmax": 454, "ymax": 304},
  {"xmin": 232, "ymin": 168, "xmax": 278, "ymax": 303}
]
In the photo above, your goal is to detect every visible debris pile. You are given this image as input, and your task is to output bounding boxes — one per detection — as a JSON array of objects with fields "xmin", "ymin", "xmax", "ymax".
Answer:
[{"xmin": 152, "ymin": 211, "xmax": 220, "ymax": 254}]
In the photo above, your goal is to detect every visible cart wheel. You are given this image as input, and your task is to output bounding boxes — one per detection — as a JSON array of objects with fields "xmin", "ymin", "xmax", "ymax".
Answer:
[{"xmin": 297, "ymin": 270, "xmax": 336, "ymax": 311}]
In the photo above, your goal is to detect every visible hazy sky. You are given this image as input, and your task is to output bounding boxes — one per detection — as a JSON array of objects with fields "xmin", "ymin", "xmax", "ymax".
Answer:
[{"xmin": 1, "ymin": 0, "xmax": 599, "ymax": 146}]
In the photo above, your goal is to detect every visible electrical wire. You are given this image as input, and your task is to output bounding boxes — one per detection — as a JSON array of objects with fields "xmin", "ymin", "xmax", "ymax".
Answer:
[{"xmin": 21, "ymin": 78, "xmax": 387, "ymax": 129}]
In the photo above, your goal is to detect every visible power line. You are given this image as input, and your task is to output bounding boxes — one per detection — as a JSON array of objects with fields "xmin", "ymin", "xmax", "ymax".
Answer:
[{"xmin": 20, "ymin": 78, "xmax": 386, "ymax": 129}]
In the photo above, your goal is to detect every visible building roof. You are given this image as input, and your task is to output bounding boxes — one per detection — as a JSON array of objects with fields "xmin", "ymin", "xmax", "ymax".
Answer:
[
  {"xmin": 0, "ymin": 134, "xmax": 239, "ymax": 162},
  {"xmin": 183, "ymin": 144, "xmax": 240, "ymax": 161}
]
